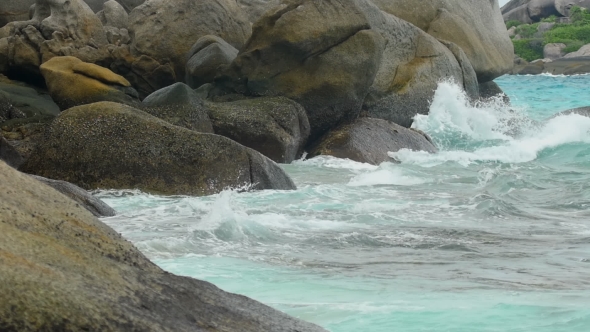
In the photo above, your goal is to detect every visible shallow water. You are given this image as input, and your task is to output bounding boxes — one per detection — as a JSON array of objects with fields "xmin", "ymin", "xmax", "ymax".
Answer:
[{"xmin": 99, "ymin": 74, "xmax": 590, "ymax": 331}]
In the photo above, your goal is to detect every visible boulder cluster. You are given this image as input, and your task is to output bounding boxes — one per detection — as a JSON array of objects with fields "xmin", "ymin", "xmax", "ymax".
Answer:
[
  {"xmin": 502, "ymin": 0, "xmax": 590, "ymax": 23},
  {"xmin": 0, "ymin": 0, "xmax": 514, "ymax": 330}
]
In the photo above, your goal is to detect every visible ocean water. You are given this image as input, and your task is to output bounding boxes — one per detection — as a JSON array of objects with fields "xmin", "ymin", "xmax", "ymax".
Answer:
[{"xmin": 98, "ymin": 74, "xmax": 590, "ymax": 331}]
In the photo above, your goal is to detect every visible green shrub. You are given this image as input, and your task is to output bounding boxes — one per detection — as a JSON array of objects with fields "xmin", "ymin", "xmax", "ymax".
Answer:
[
  {"xmin": 506, "ymin": 20, "xmax": 523, "ymax": 29},
  {"xmin": 513, "ymin": 39, "xmax": 544, "ymax": 61},
  {"xmin": 544, "ymin": 25, "xmax": 590, "ymax": 44},
  {"xmin": 563, "ymin": 40, "xmax": 585, "ymax": 53},
  {"xmin": 541, "ymin": 15, "xmax": 558, "ymax": 23},
  {"xmin": 515, "ymin": 23, "xmax": 540, "ymax": 38},
  {"xmin": 570, "ymin": 6, "xmax": 590, "ymax": 25}
]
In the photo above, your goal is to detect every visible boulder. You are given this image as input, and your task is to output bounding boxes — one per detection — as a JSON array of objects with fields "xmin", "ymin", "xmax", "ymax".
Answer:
[
  {"xmin": 0, "ymin": 81, "xmax": 60, "ymax": 117},
  {"xmin": 0, "ymin": 160, "xmax": 324, "ymax": 332},
  {"xmin": 20, "ymin": 101, "xmax": 296, "ymax": 195},
  {"xmin": 543, "ymin": 56, "xmax": 590, "ymax": 74},
  {"xmin": 555, "ymin": 0, "xmax": 590, "ymax": 16},
  {"xmin": 97, "ymin": 0, "xmax": 128, "ymax": 29},
  {"xmin": 479, "ymin": 81, "xmax": 510, "ymax": 103},
  {"xmin": 129, "ymin": 0, "xmax": 251, "ymax": 79},
  {"xmin": 40, "ymin": 56, "xmax": 139, "ymax": 110},
  {"xmin": 0, "ymin": 91, "xmax": 25, "ymax": 123},
  {"xmin": 371, "ymin": 0, "xmax": 514, "ymax": 83},
  {"xmin": 527, "ymin": 0, "xmax": 560, "ymax": 21},
  {"xmin": 29, "ymin": 174, "xmax": 116, "ymax": 217},
  {"xmin": 206, "ymin": 96, "xmax": 310, "ymax": 163},
  {"xmin": 142, "ymin": 82, "xmax": 214, "ymax": 133},
  {"xmin": 553, "ymin": 106, "xmax": 590, "ymax": 117},
  {"xmin": 0, "ymin": 136, "xmax": 24, "ymax": 168},
  {"xmin": 216, "ymin": 0, "xmax": 473, "ymax": 139},
  {"xmin": 309, "ymin": 117, "xmax": 437, "ymax": 165},
  {"xmin": 564, "ymin": 43, "xmax": 590, "ymax": 58},
  {"xmin": 502, "ymin": 3, "xmax": 534, "ymax": 24},
  {"xmin": 216, "ymin": 0, "xmax": 386, "ymax": 141},
  {"xmin": 84, "ymin": 0, "xmax": 146, "ymax": 13},
  {"xmin": 544, "ymin": 43, "xmax": 566, "ymax": 60},
  {"xmin": 185, "ymin": 35, "xmax": 238, "ymax": 89}
]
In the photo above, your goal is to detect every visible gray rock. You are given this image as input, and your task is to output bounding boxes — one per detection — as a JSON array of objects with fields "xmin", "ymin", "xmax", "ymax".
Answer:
[
  {"xmin": 129, "ymin": 0, "xmax": 251, "ymax": 79},
  {"xmin": 103, "ymin": 26, "xmax": 131, "ymax": 45},
  {"xmin": 553, "ymin": 106, "xmax": 590, "ymax": 117},
  {"xmin": 537, "ymin": 22, "xmax": 555, "ymax": 34},
  {"xmin": 206, "ymin": 96, "xmax": 310, "ymax": 163},
  {"xmin": 555, "ymin": 0, "xmax": 590, "ymax": 16},
  {"xmin": 0, "ymin": 136, "xmax": 24, "ymax": 168},
  {"xmin": 237, "ymin": 0, "xmax": 281, "ymax": 23},
  {"xmin": 544, "ymin": 43, "xmax": 566, "ymax": 60},
  {"xmin": 84, "ymin": 0, "xmax": 146, "ymax": 13},
  {"xmin": 29, "ymin": 174, "xmax": 116, "ymax": 217},
  {"xmin": 508, "ymin": 26, "xmax": 517, "ymax": 37},
  {"xmin": 372, "ymin": 0, "xmax": 514, "ymax": 83},
  {"xmin": 309, "ymin": 117, "xmax": 437, "ymax": 165},
  {"xmin": 0, "ymin": 160, "xmax": 324, "ymax": 332},
  {"xmin": 185, "ymin": 35, "xmax": 238, "ymax": 89},
  {"xmin": 20, "ymin": 101, "xmax": 296, "ymax": 195},
  {"xmin": 503, "ymin": 4, "xmax": 534, "ymax": 24},
  {"xmin": 0, "ymin": 0, "xmax": 36, "ymax": 27},
  {"xmin": 479, "ymin": 81, "xmax": 510, "ymax": 103},
  {"xmin": 97, "ymin": 0, "xmax": 128, "ymax": 29},
  {"xmin": 142, "ymin": 82, "xmax": 214, "ymax": 133},
  {"xmin": 0, "ymin": 82, "xmax": 60, "ymax": 118},
  {"xmin": 528, "ymin": 0, "xmax": 560, "ymax": 21},
  {"xmin": 543, "ymin": 56, "xmax": 590, "ymax": 74},
  {"xmin": 564, "ymin": 43, "xmax": 590, "ymax": 58}
]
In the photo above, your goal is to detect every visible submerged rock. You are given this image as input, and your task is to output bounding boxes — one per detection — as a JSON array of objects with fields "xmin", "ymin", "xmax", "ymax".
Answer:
[
  {"xmin": 0, "ymin": 160, "xmax": 324, "ymax": 331},
  {"xmin": 206, "ymin": 96, "xmax": 310, "ymax": 163},
  {"xmin": 309, "ymin": 117, "xmax": 437, "ymax": 165},
  {"xmin": 142, "ymin": 82, "xmax": 214, "ymax": 133},
  {"xmin": 20, "ymin": 101, "xmax": 296, "ymax": 195},
  {"xmin": 40, "ymin": 56, "xmax": 139, "ymax": 110}
]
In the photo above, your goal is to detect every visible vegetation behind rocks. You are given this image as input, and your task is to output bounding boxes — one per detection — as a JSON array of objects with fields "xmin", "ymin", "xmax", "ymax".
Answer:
[{"xmin": 509, "ymin": 6, "xmax": 590, "ymax": 61}]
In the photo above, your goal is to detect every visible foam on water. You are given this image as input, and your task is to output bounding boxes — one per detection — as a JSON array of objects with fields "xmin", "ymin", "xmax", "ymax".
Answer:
[{"xmin": 99, "ymin": 75, "xmax": 590, "ymax": 332}]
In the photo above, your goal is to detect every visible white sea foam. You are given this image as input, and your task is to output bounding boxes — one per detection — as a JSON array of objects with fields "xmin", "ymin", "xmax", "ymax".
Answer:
[
  {"xmin": 394, "ymin": 81, "xmax": 590, "ymax": 166},
  {"xmin": 293, "ymin": 155, "xmax": 378, "ymax": 171},
  {"xmin": 348, "ymin": 167, "xmax": 428, "ymax": 187}
]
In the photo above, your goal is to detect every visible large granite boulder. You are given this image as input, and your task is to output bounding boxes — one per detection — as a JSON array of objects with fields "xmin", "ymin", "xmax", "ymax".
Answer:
[
  {"xmin": 185, "ymin": 35, "xmax": 239, "ymax": 89},
  {"xmin": 29, "ymin": 174, "xmax": 116, "ymax": 217},
  {"xmin": 309, "ymin": 117, "xmax": 437, "ymax": 165},
  {"xmin": 372, "ymin": 0, "xmax": 514, "ymax": 83},
  {"xmin": 97, "ymin": 0, "xmax": 128, "ymax": 29},
  {"xmin": 501, "ymin": 0, "xmax": 590, "ymax": 22},
  {"xmin": 142, "ymin": 82, "xmax": 214, "ymax": 133},
  {"xmin": 129, "ymin": 0, "xmax": 251, "ymax": 79},
  {"xmin": 40, "ymin": 56, "xmax": 138, "ymax": 110},
  {"xmin": 216, "ymin": 0, "xmax": 474, "ymax": 140},
  {"xmin": 564, "ymin": 43, "xmax": 590, "ymax": 58},
  {"xmin": 206, "ymin": 96, "xmax": 310, "ymax": 163},
  {"xmin": 544, "ymin": 43, "xmax": 567, "ymax": 60},
  {"xmin": 0, "ymin": 160, "xmax": 325, "ymax": 332},
  {"xmin": 20, "ymin": 101, "xmax": 296, "ymax": 195},
  {"xmin": 237, "ymin": 0, "xmax": 281, "ymax": 23}
]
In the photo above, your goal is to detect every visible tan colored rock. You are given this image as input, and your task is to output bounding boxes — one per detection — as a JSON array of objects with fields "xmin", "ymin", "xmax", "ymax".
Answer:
[
  {"xmin": 0, "ymin": 159, "xmax": 324, "ymax": 331},
  {"xmin": 544, "ymin": 43, "xmax": 566, "ymax": 60},
  {"xmin": 40, "ymin": 56, "xmax": 138, "ymax": 109},
  {"xmin": 372, "ymin": 0, "xmax": 514, "ymax": 82},
  {"xmin": 129, "ymin": 0, "xmax": 251, "ymax": 78}
]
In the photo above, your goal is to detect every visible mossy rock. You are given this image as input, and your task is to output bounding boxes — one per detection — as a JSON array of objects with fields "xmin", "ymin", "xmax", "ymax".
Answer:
[
  {"xmin": 206, "ymin": 96, "xmax": 310, "ymax": 163},
  {"xmin": 20, "ymin": 101, "xmax": 296, "ymax": 195}
]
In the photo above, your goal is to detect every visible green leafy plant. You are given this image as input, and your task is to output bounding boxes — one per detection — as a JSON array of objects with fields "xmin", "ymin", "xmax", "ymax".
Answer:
[
  {"xmin": 515, "ymin": 23, "xmax": 540, "ymax": 38},
  {"xmin": 512, "ymin": 39, "xmax": 544, "ymax": 61},
  {"xmin": 541, "ymin": 15, "xmax": 558, "ymax": 23},
  {"xmin": 506, "ymin": 20, "xmax": 523, "ymax": 29}
]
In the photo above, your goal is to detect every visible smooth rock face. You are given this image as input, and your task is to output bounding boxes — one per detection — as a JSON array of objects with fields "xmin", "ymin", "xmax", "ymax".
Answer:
[
  {"xmin": 479, "ymin": 81, "xmax": 510, "ymax": 102},
  {"xmin": 29, "ymin": 174, "xmax": 116, "ymax": 217},
  {"xmin": 217, "ymin": 0, "xmax": 386, "ymax": 141},
  {"xmin": 564, "ymin": 43, "xmax": 590, "ymax": 58},
  {"xmin": 0, "ymin": 160, "xmax": 323, "ymax": 332},
  {"xmin": 237, "ymin": 0, "xmax": 281, "ymax": 23},
  {"xmin": 40, "ymin": 56, "xmax": 138, "ymax": 110},
  {"xmin": 309, "ymin": 117, "xmax": 437, "ymax": 165},
  {"xmin": 372, "ymin": 0, "xmax": 513, "ymax": 83},
  {"xmin": 528, "ymin": 0, "xmax": 560, "ymax": 21},
  {"xmin": 185, "ymin": 35, "xmax": 239, "ymax": 89},
  {"xmin": 142, "ymin": 82, "xmax": 214, "ymax": 133},
  {"xmin": 97, "ymin": 0, "xmax": 128, "ymax": 29},
  {"xmin": 0, "ymin": 82, "xmax": 60, "ymax": 117},
  {"xmin": 129, "ymin": 0, "xmax": 251, "ymax": 79},
  {"xmin": 20, "ymin": 101, "xmax": 296, "ymax": 195},
  {"xmin": 544, "ymin": 43, "xmax": 567, "ymax": 60},
  {"xmin": 206, "ymin": 97, "xmax": 310, "ymax": 163},
  {"xmin": 0, "ymin": 136, "xmax": 24, "ymax": 168}
]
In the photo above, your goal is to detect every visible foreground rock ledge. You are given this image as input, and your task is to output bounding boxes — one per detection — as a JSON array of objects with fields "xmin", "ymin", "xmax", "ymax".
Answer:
[
  {"xmin": 0, "ymin": 160, "xmax": 325, "ymax": 331},
  {"xmin": 20, "ymin": 101, "xmax": 296, "ymax": 195}
]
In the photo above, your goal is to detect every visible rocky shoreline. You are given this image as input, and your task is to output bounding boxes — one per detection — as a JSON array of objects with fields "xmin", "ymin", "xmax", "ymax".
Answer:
[{"xmin": 0, "ymin": 0, "xmax": 514, "ymax": 330}]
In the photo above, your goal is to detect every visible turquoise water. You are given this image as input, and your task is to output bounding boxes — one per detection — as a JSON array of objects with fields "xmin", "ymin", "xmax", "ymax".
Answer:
[{"xmin": 99, "ymin": 74, "xmax": 590, "ymax": 331}]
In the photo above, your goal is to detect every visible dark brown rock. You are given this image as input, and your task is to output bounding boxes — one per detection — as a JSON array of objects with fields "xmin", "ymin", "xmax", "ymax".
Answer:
[{"xmin": 309, "ymin": 117, "xmax": 437, "ymax": 165}]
